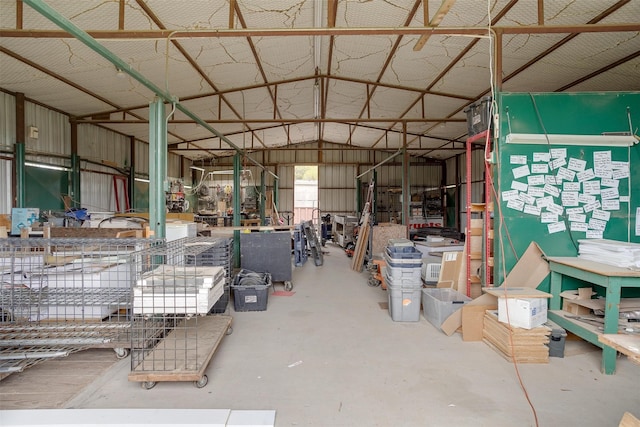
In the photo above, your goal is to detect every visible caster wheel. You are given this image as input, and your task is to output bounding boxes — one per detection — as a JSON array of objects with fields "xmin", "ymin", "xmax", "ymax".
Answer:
[
  {"xmin": 114, "ymin": 348, "xmax": 129, "ymax": 359},
  {"xmin": 225, "ymin": 326, "xmax": 233, "ymax": 335},
  {"xmin": 194, "ymin": 375, "xmax": 208, "ymax": 388},
  {"xmin": 367, "ymin": 277, "xmax": 381, "ymax": 287},
  {"xmin": 141, "ymin": 381, "xmax": 156, "ymax": 390},
  {"xmin": 284, "ymin": 281, "xmax": 293, "ymax": 291}
]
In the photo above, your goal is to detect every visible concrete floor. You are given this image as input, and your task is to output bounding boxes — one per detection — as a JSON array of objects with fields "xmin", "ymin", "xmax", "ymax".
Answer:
[{"xmin": 64, "ymin": 243, "xmax": 639, "ymax": 427}]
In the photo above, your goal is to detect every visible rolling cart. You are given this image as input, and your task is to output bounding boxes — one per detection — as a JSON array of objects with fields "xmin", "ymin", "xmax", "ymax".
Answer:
[{"xmin": 240, "ymin": 231, "xmax": 293, "ymax": 291}]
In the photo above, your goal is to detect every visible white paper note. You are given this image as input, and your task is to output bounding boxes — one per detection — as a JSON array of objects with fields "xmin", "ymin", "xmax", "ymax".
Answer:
[
  {"xmin": 531, "ymin": 164, "xmax": 549, "ymax": 174},
  {"xmin": 636, "ymin": 207, "xmax": 640, "ymax": 236},
  {"xmin": 546, "ymin": 203, "xmax": 564, "ymax": 216},
  {"xmin": 541, "ymin": 212, "xmax": 558, "ymax": 223},
  {"xmin": 583, "ymin": 200, "xmax": 601, "ymax": 213},
  {"xmin": 601, "ymin": 199, "xmax": 620, "ymax": 211},
  {"xmin": 501, "ymin": 190, "xmax": 520, "ymax": 201},
  {"xmin": 586, "ymin": 230, "xmax": 604, "ymax": 239},
  {"xmin": 563, "ymin": 182, "xmax": 581, "ymax": 192},
  {"xmin": 528, "ymin": 175, "xmax": 546, "ymax": 186},
  {"xmin": 600, "ymin": 187, "xmax": 619, "ymax": 200},
  {"xmin": 600, "ymin": 178, "xmax": 619, "ymax": 188},
  {"xmin": 588, "ymin": 218, "xmax": 607, "ymax": 231},
  {"xmin": 523, "ymin": 204, "xmax": 541, "ymax": 216},
  {"xmin": 592, "ymin": 210, "xmax": 611, "ymax": 221},
  {"xmin": 583, "ymin": 181, "xmax": 601, "ymax": 195},
  {"xmin": 556, "ymin": 167, "xmax": 576, "ymax": 182},
  {"xmin": 533, "ymin": 152, "xmax": 551, "ymax": 162},
  {"xmin": 550, "ymin": 157, "xmax": 566, "ymax": 170},
  {"xmin": 570, "ymin": 222, "xmax": 588, "ymax": 232},
  {"xmin": 545, "ymin": 175, "xmax": 558, "ymax": 185},
  {"xmin": 537, "ymin": 196, "xmax": 554, "ymax": 208},
  {"xmin": 566, "ymin": 207, "xmax": 584, "ymax": 215},
  {"xmin": 561, "ymin": 191, "xmax": 579, "ymax": 207},
  {"xmin": 578, "ymin": 193, "xmax": 596, "ymax": 204},
  {"xmin": 507, "ymin": 199, "xmax": 525, "ymax": 211},
  {"xmin": 612, "ymin": 168, "xmax": 629, "ymax": 179},
  {"xmin": 512, "ymin": 165, "xmax": 530, "ymax": 179},
  {"xmin": 568, "ymin": 213, "xmax": 587, "ymax": 223},
  {"xmin": 543, "ymin": 183, "xmax": 560, "ymax": 197},
  {"xmin": 548, "ymin": 221, "xmax": 566, "ymax": 234},
  {"xmin": 528, "ymin": 187, "xmax": 545, "ymax": 198},
  {"xmin": 550, "ymin": 148, "xmax": 567, "ymax": 159},
  {"xmin": 510, "ymin": 155, "xmax": 528, "ymax": 165},
  {"xmin": 511, "ymin": 181, "xmax": 528, "ymax": 192},
  {"xmin": 612, "ymin": 161, "xmax": 629, "ymax": 170},
  {"xmin": 567, "ymin": 158, "xmax": 587, "ymax": 172},
  {"xmin": 577, "ymin": 168, "xmax": 595, "ymax": 182},
  {"xmin": 593, "ymin": 151, "xmax": 612, "ymax": 169},
  {"xmin": 620, "ymin": 196, "xmax": 630, "ymax": 203},
  {"xmin": 519, "ymin": 193, "xmax": 536, "ymax": 206}
]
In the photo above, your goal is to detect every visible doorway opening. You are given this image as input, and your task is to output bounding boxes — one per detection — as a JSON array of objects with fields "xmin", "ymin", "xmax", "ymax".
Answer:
[{"xmin": 294, "ymin": 165, "xmax": 318, "ymax": 223}]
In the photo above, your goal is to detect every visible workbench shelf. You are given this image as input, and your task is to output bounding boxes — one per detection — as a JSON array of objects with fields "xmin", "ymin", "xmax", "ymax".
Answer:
[{"xmin": 547, "ymin": 256, "xmax": 640, "ymax": 375}]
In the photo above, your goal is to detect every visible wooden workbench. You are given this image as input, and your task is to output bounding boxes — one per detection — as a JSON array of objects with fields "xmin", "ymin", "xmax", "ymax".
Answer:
[{"xmin": 547, "ymin": 257, "xmax": 640, "ymax": 374}]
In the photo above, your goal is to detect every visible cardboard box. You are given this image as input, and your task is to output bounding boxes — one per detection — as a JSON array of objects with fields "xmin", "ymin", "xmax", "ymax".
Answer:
[
  {"xmin": 498, "ymin": 296, "xmax": 548, "ymax": 329},
  {"xmin": 560, "ymin": 287, "xmax": 594, "ymax": 315},
  {"xmin": 436, "ymin": 251, "xmax": 463, "ymax": 288},
  {"xmin": 462, "ymin": 304, "xmax": 497, "ymax": 341},
  {"xmin": 441, "ymin": 242, "xmax": 550, "ymax": 336}
]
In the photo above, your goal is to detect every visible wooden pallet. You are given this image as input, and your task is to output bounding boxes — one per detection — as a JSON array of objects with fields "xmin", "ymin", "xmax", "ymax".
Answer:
[{"xmin": 483, "ymin": 310, "xmax": 551, "ymax": 363}]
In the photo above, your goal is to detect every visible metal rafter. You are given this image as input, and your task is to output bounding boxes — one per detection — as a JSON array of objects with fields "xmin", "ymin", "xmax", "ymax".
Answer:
[
  {"xmin": 3, "ymin": 23, "xmax": 638, "ymax": 38},
  {"xmin": 233, "ymin": 2, "xmax": 283, "ymax": 122},
  {"xmin": 133, "ymin": 0, "xmax": 267, "ymax": 150},
  {"xmin": 346, "ymin": 0, "xmax": 423, "ymax": 145}
]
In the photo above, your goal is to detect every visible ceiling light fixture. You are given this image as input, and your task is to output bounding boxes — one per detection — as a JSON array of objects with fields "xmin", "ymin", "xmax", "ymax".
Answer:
[{"xmin": 190, "ymin": 165, "xmax": 205, "ymax": 172}]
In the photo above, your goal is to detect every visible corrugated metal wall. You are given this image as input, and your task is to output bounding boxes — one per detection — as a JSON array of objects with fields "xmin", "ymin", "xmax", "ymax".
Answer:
[
  {"xmin": 0, "ymin": 93, "xmax": 15, "ymax": 214},
  {"xmin": 24, "ymin": 102, "xmax": 70, "ymax": 166},
  {"xmin": 82, "ymin": 171, "xmax": 117, "ymax": 213},
  {"xmin": 444, "ymin": 149, "xmax": 487, "ymax": 232},
  {"xmin": 0, "ymin": 92, "xmax": 16, "ymax": 150},
  {"xmin": 319, "ymin": 164, "xmax": 356, "ymax": 215}
]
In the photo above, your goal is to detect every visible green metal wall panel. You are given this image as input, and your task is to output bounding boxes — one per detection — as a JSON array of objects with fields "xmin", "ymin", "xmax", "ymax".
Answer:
[
  {"xmin": 25, "ymin": 166, "xmax": 68, "ymax": 211},
  {"xmin": 494, "ymin": 92, "xmax": 640, "ymax": 290}
]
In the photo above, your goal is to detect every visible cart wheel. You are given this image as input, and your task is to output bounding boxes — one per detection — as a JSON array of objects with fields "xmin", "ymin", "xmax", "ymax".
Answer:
[
  {"xmin": 194, "ymin": 375, "xmax": 208, "ymax": 388},
  {"xmin": 141, "ymin": 381, "xmax": 156, "ymax": 390},
  {"xmin": 368, "ymin": 277, "xmax": 381, "ymax": 287},
  {"xmin": 225, "ymin": 326, "xmax": 233, "ymax": 335},
  {"xmin": 114, "ymin": 348, "xmax": 129, "ymax": 359},
  {"xmin": 284, "ymin": 281, "xmax": 293, "ymax": 291}
]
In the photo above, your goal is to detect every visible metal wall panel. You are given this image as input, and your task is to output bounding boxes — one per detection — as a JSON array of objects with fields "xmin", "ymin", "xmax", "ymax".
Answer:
[
  {"xmin": 0, "ymin": 159, "xmax": 12, "ymax": 214},
  {"xmin": 81, "ymin": 171, "xmax": 116, "ymax": 213},
  {"xmin": 77, "ymin": 124, "xmax": 129, "ymax": 167},
  {"xmin": 319, "ymin": 164, "xmax": 356, "ymax": 215},
  {"xmin": 0, "ymin": 92, "xmax": 16, "ymax": 149},
  {"xmin": 25, "ymin": 102, "xmax": 70, "ymax": 156},
  {"xmin": 135, "ymin": 140, "xmax": 149, "ymax": 175},
  {"xmin": 167, "ymin": 152, "xmax": 181, "ymax": 179}
]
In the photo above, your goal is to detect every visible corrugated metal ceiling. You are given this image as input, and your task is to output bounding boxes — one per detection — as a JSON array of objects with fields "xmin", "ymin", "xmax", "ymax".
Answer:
[{"xmin": 0, "ymin": 0, "xmax": 638, "ymax": 162}]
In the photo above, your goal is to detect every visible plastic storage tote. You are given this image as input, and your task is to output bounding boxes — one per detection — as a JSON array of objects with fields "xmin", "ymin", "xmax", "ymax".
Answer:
[
  {"xmin": 422, "ymin": 288, "xmax": 471, "ymax": 330},
  {"xmin": 231, "ymin": 270, "xmax": 272, "ymax": 312},
  {"xmin": 387, "ymin": 282, "xmax": 422, "ymax": 322}
]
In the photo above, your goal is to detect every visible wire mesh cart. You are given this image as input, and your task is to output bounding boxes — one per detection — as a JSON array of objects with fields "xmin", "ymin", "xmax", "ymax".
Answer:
[
  {"xmin": 0, "ymin": 238, "xmax": 150, "ymax": 379},
  {"xmin": 128, "ymin": 239, "xmax": 232, "ymax": 389}
]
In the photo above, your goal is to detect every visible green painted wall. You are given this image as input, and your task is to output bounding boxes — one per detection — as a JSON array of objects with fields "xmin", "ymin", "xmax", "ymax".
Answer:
[
  {"xmin": 25, "ymin": 166, "xmax": 68, "ymax": 211},
  {"xmin": 494, "ymin": 92, "xmax": 640, "ymax": 291}
]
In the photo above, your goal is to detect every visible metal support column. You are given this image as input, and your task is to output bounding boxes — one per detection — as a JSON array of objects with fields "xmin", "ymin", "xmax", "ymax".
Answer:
[
  {"xmin": 372, "ymin": 170, "xmax": 377, "ymax": 223},
  {"xmin": 70, "ymin": 153, "xmax": 80, "ymax": 208},
  {"xmin": 260, "ymin": 170, "xmax": 266, "ymax": 225},
  {"xmin": 149, "ymin": 98, "xmax": 167, "ymax": 239},
  {"xmin": 233, "ymin": 153, "xmax": 241, "ymax": 268},
  {"xmin": 273, "ymin": 177, "xmax": 279, "ymax": 214},
  {"xmin": 128, "ymin": 135, "xmax": 136, "ymax": 212},
  {"xmin": 356, "ymin": 177, "xmax": 362, "ymax": 214},
  {"xmin": 14, "ymin": 142, "xmax": 26, "ymax": 208}
]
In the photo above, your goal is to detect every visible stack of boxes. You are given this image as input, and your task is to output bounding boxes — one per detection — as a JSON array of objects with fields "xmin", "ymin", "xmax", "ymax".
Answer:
[{"xmin": 383, "ymin": 239, "xmax": 423, "ymax": 322}]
